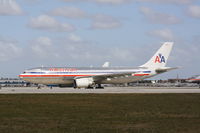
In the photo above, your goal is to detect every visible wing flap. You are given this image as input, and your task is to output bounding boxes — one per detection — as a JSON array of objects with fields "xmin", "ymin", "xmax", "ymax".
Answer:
[{"xmin": 75, "ymin": 72, "xmax": 136, "ymax": 82}]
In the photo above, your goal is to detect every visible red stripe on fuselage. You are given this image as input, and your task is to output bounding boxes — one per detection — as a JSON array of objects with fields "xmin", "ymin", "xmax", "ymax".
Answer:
[{"xmin": 134, "ymin": 74, "xmax": 150, "ymax": 76}]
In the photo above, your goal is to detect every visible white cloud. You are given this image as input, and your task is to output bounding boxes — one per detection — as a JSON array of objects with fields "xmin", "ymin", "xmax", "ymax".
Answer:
[
  {"xmin": 138, "ymin": 0, "xmax": 195, "ymax": 4},
  {"xmin": 49, "ymin": 7, "xmax": 122, "ymax": 29},
  {"xmin": 61, "ymin": 0, "xmax": 132, "ymax": 5},
  {"xmin": 30, "ymin": 35, "xmax": 88, "ymax": 59},
  {"xmin": 0, "ymin": 38, "xmax": 22, "ymax": 61},
  {"xmin": 140, "ymin": 7, "xmax": 181, "ymax": 24},
  {"xmin": 110, "ymin": 47, "xmax": 133, "ymax": 61},
  {"xmin": 31, "ymin": 37, "xmax": 59, "ymax": 58},
  {"xmin": 168, "ymin": 38, "xmax": 200, "ymax": 75},
  {"xmin": 31, "ymin": 34, "xmax": 102, "ymax": 62},
  {"xmin": 35, "ymin": 36, "xmax": 52, "ymax": 46},
  {"xmin": 29, "ymin": 35, "xmax": 91, "ymax": 60},
  {"xmin": 149, "ymin": 29, "xmax": 174, "ymax": 40},
  {"xmin": 28, "ymin": 15, "xmax": 75, "ymax": 32},
  {"xmin": 0, "ymin": 0, "xmax": 23, "ymax": 15},
  {"xmin": 187, "ymin": 5, "xmax": 200, "ymax": 18},
  {"xmin": 68, "ymin": 34, "xmax": 82, "ymax": 42},
  {"xmin": 47, "ymin": 34, "xmax": 138, "ymax": 64},
  {"xmin": 91, "ymin": 14, "xmax": 122, "ymax": 29},
  {"xmin": 50, "ymin": 6, "xmax": 88, "ymax": 19}
]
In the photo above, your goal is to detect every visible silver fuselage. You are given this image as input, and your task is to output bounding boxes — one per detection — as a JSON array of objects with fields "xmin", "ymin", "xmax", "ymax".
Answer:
[{"xmin": 19, "ymin": 67, "xmax": 157, "ymax": 85}]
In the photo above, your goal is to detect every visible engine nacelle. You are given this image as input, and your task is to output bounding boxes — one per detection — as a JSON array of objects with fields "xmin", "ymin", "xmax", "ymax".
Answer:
[{"xmin": 75, "ymin": 78, "xmax": 94, "ymax": 88}]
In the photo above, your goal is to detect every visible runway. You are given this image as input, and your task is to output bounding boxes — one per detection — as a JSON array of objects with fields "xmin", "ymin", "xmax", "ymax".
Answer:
[{"xmin": 0, "ymin": 87, "xmax": 200, "ymax": 94}]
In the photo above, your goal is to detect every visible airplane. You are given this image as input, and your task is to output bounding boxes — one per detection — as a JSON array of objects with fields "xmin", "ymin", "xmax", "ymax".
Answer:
[
  {"xmin": 187, "ymin": 75, "xmax": 200, "ymax": 84},
  {"xmin": 19, "ymin": 42, "xmax": 177, "ymax": 88}
]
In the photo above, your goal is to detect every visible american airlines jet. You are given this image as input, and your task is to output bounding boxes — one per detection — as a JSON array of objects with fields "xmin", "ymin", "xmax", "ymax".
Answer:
[{"xmin": 19, "ymin": 42, "xmax": 177, "ymax": 88}]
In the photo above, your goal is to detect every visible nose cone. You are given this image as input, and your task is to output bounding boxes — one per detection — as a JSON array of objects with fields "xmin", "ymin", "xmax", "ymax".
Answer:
[
  {"xmin": 19, "ymin": 71, "xmax": 26, "ymax": 79},
  {"xmin": 19, "ymin": 74, "xmax": 24, "ymax": 79}
]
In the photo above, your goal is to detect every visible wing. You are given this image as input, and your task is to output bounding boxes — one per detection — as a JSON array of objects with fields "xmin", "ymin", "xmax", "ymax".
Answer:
[{"xmin": 75, "ymin": 72, "xmax": 136, "ymax": 82}]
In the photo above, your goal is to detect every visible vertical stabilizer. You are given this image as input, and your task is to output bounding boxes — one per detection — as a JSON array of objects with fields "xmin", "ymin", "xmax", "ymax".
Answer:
[
  {"xmin": 102, "ymin": 62, "xmax": 110, "ymax": 68},
  {"xmin": 141, "ymin": 42, "xmax": 173, "ymax": 68}
]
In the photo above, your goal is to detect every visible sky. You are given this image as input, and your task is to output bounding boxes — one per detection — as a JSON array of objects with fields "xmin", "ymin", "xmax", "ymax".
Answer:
[{"xmin": 0, "ymin": 0, "xmax": 200, "ymax": 79}]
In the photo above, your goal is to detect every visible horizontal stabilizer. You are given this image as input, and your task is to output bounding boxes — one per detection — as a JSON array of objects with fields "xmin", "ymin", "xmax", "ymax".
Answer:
[{"xmin": 155, "ymin": 67, "xmax": 178, "ymax": 74}]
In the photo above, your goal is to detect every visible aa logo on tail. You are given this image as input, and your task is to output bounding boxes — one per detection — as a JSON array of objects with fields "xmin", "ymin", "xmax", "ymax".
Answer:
[{"xmin": 155, "ymin": 53, "xmax": 165, "ymax": 63}]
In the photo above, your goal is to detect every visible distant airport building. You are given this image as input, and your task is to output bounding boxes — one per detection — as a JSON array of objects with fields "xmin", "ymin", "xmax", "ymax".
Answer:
[{"xmin": 0, "ymin": 78, "xmax": 36, "ymax": 87}]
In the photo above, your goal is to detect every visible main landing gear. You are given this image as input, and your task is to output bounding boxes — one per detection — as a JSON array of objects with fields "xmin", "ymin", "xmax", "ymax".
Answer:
[
  {"xmin": 74, "ymin": 84, "xmax": 104, "ymax": 89},
  {"xmin": 96, "ymin": 84, "xmax": 104, "ymax": 89},
  {"xmin": 37, "ymin": 86, "xmax": 41, "ymax": 89},
  {"xmin": 86, "ymin": 84, "xmax": 104, "ymax": 89}
]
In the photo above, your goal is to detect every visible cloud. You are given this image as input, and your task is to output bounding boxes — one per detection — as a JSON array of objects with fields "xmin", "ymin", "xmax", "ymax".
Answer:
[
  {"xmin": 38, "ymin": 34, "xmax": 139, "ymax": 65},
  {"xmin": 110, "ymin": 47, "xmax": 133, "ymax": 61},
  {"xmin": 61, "ymin": 0, "xmax": 132, "ymax": 5},
  {"xmin": 28, "ymin": 34, "xmax": 136, "ymax": 65},
  {"xmin": 169, "ymin": 38, "xmax": 200, "ymax": 73},
  {"xmin": 91, "ymin": 14, "xmax": 122, "ymax": 29},
  {"xmin": 0, "ymin": 38, "xmax": 22, "ymax": 61},
  {"xmin": 30, "ymin": 35, "xmax": 91, "ymax": 60},
  {"xmin": 148, "ymin": 29, "xmax": 175, "ymax": 40},
  {"xmin": 50, "ymin": 6, "xmax": 88, "ymax": 19},
  {"xmin": 56, "ymin": 34, "xmax": 99, "ymax": 60},
  {"xmin": 138, "ymin": 0, "xmax": 195, "ymax": 4},
  {"xmin": 49, "ymin": 7, "xmax": 122, "ymax": 29},
  {"xmin": 140, "ymin": 7, "xmax": 181, "ymax": 24},
  {"xmin": 28, "ymin": 15, "xmax": 75, "ymax": 32},
  {"xmin": 31, "ymin": 37, "xmax": 59, "ymax": 58},
  {"xmin": 68, "ymin": 34, "xmax": 82, "ymax": 42},
  {"xmin": 0, "ymin": 0, "xmax": 23, "ymax": 15},
  {"xmin": 187, "ymin": 5, "xmax": 200, "ymax": 18}
]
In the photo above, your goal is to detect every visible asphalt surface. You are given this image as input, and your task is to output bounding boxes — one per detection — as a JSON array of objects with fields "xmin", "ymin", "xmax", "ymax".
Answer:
[{"xmin": 0, "ymin": 87, "xmax": 200, "ymax": 94}]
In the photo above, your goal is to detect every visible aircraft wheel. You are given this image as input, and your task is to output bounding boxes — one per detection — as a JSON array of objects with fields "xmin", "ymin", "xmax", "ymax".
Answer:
[{"xmin": 37, "ymin": 86, "xmax": 41, "ymax": 89}]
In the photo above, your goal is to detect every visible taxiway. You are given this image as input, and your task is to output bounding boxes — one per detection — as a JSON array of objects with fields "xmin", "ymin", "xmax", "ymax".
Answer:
[{"xmin": 0, "ymin": 87, "xmax": 200, "ymax": 94}]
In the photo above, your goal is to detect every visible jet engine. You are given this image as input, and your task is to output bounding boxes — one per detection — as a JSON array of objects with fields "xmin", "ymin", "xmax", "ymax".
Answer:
[{"xmin": 74, "ymin": 78, "xmax": 94, "ymax": 88}]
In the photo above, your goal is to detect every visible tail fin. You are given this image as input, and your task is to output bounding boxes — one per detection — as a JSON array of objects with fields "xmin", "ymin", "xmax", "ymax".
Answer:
[
  {"xmin": 102, "ymin": 62, "xmax": 110, "ymax": 67},
  {"xmin": 141, "ymin": 42, "xmax": 174, "ymax": 68}
]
